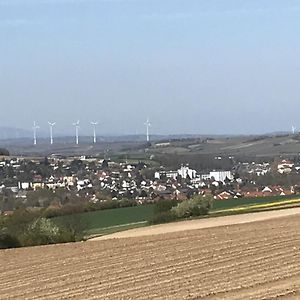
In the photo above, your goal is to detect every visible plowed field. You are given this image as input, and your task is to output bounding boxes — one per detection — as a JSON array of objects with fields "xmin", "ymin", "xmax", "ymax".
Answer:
[{"xmin": 2, "ymin": 211, "xmax": 300, "ymax": 299}]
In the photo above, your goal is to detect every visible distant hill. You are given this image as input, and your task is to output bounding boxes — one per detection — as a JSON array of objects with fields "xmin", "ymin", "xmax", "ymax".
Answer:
[
  {"xmin": 0, "ymin": 127, "xmax": 32, "ymax": 140},
  {"xmin": 0, "ymin": 148, "xmax": 9, "ymax": 156}
]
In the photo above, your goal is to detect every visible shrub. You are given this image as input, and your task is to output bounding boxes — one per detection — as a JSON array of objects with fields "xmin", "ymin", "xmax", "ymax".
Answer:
[
  {"xmin": 60, "ymin": 203, "xmax": 85, "ymax": 215},
  {"xmin": 171, "ymin": 196, "xmax": 212, "ymax": 219},
  {"xmin": 53, "ymin": 214, "xmax": 86, "ymax": 242},
  {"xmin": 19, "ymin": 217, "xmax": 74, "ymax": 246},
  {"xmin": 42, "ymin": 207, "xmax": 62, "ymax": 218},
  {"xmin": 154, "ymin": 199, "xmax": 178, "ymax": 214},
  {"xmin": 149, "ymin": 211, "xmax": 177, "ymax": 225},
  {"xmin": 118, "ymin": 198, "xmax": 137, "ymax": 208},
  {"xmin": 2, "ymin": 209, "xmax": 77, "ymax": 248},
  {"xmin": 0, "ymin": 231, "xmax": 20, "ymax": 249}
]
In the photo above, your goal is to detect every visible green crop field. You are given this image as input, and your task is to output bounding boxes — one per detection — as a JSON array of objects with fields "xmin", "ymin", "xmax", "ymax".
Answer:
[
  {"xmin": 211, "ymin": 194, "xmax": 300, "ymax": 212},
  {"xmin": 54, "ymin": 195, "xmax": 300, "ymax": 239},
  {"xmin": 55, "ymin": 204, "xmax": 155, "ymax": 237}
]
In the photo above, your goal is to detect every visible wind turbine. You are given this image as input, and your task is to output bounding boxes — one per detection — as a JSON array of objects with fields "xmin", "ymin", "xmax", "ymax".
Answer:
[
  {"xmin": 48, "ymin": 122, "xmax": 56, "ymax": 145},
  {"xmin": 33, "ymin": 121, "xmax": 39, "ymax": 146},
  {"xmin": 72, "ymin": 120, "xmax": 80, "ymax": 145},
  {"xmin": 292, "ymin": 125, "xmax": 296, "ymax": 135},
  {"xmin": 144, "ymin": 118, "xmax": 151, "ymax": 142},
  {"xmin": 90, "ymin": 121, "xmax": 98, "ymax": 144}
]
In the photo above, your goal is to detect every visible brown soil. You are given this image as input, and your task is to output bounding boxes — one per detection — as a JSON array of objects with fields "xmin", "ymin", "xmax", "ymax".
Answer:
[
  {"xmin": 91, "ymin": 206, "xmax": 300, "ymax": 240},
  {"xmin": 2, "ymin": 209, "xmax": 300, "ymax": 299}
]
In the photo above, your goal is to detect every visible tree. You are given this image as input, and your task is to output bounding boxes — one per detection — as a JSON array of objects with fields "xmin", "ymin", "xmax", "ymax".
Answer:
[
  {"xmin": 53, "ymin": 214, "xmax": 87, "ymax": 241},
  {"xmin": 0, "ymin": 231, "xmax": 20, "ymax": 249},
  {"xmin": 26, "ymin": 189, "xmax": 55, "ymax": 208}
]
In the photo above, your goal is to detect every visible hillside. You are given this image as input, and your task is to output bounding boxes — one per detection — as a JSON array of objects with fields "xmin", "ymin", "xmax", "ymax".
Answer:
[
  {"xmin": 2, "ymin": 210, "xmax": 300, "ymax": 299},
  {"xmin": 150, "ymin": 134, "xmax": 300, "ymax": 157},
  {"xmin": 3, "ymin": 133, "xmax": 300, "ymax": 158}
]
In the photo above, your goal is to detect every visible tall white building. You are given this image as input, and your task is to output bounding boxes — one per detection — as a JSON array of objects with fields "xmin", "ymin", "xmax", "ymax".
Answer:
[
  {"xmin": 207, "ymin": 171, "xmax": 233, "ymax": 182},
  {"xmin": 177, "ymin": 165, "xmax": 197, "ymax": 179}
]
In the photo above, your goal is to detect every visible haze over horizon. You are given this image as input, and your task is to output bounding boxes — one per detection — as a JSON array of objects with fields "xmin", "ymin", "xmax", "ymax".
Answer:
[{"xmin": 1, "ymin": 0, "xmax": 300, "ymax": 135}]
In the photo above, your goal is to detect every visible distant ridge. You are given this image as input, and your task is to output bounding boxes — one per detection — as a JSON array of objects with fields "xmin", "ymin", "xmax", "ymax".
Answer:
[
  {"xmin": 0, "ymin": 126, "xmax": 292, "ymax": 142},
  {"xmin": 0, "ymin": 127, "xmax": 32, "ymax": 140}
]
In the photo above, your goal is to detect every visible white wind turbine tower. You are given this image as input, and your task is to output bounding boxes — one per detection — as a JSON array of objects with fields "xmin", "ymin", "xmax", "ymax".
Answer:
[
  {"xmin": 48, "ymin": 122, "xmax": 56, "ymax": 145},
  {"xmin": 72, "ymin": 120, "xmax": 80, "ymax": 145},
  {"xmin": 90, "ymin": 121, "xmax": 98, "ymax": 144},
  {"xmin": 144, "ymin": 118, "xmax": 151, "ymax": 142},
  {"xmin": 33, "ymin": 121, "xmax": 39, "ymax": 146}
]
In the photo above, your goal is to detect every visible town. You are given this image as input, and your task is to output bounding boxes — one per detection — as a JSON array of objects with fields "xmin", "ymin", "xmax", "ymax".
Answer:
[{"xmin": 1, "ymin": 149, "xmax": 299, "ymax": 216}]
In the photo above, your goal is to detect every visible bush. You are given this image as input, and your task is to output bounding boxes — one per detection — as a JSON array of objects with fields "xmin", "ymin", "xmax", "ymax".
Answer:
[
  {"xmin": 149, "ymin": 197, "xmax": 211, "ymax": 225},
  {"xmin": 60, "ymin": 203, "xmax": 85, "ymax": 215},
  {"xmin": 0, "ymin": 231, "xmax": 20, "ymax": 249},
  {"xmin": 154, "ymin": 199, "xmax": 178, "ymax": 214},
  {"xmin": 42, "ymin": 207, "xmax": 62, "ymax": 218},
  {"xmin": 19, "ymin": 217, "xmax": 75, "ymax": 246},
  {"xmin": 1, "ymin": 209, "xmax": 77, "ymax": 248},
  {"xmin": 171, "ymin": 196, "xmax": 212, "ymax": 219},
  {"xmin": 118, "ymin": 198, "xmax": 137, "ymax": 208},
  {"xmin": 53, "ymin": 214, "xmax": 86, "ymax": 242},
  {"xmin": 149, "ymin": 211, "xmax": 177, "ymax": 225}
]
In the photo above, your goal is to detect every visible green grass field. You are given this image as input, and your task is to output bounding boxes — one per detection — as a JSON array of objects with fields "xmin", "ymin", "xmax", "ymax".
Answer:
[
  {"xmin": 211, "ymin": 194, "xmax": 300, "ymax": 212},
  {"xmin": 55, "ymin": 205, "xmax": 155, "ymax": 237},
  {"xmin": 54, "ymin": 195, "xmax": 300, "ymax": 238}
]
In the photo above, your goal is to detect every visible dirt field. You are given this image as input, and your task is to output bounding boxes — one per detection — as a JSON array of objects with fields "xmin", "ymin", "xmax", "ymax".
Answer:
[
  {"xmin": 91, "ymin": 207, "xmax": 300, "ymax": 240},
  {"xmin": 2, "ymin": 211, "xmax": 300, "ymax": 299}
]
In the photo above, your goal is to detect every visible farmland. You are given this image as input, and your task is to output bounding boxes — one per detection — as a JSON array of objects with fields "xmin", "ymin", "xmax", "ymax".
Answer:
[
  {"xmin": 211, "ymin": 194, "xmax": 300, "ymax": 213},
  {"xmin": 52, "ymin": 195, "xmax": 300, "ymax": 238},
  {"xmin": 2, "ymin": 209, "xmax": 300, "ymax": 299},
  {"xmin": 54, "ymin": 204, "xmax": 155, "ymax": 237}
]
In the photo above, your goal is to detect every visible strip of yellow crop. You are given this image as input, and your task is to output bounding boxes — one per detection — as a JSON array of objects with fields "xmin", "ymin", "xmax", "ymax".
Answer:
[{"xmin": 214, "ymin": 198, "xmax": 300, "ymax": 213}]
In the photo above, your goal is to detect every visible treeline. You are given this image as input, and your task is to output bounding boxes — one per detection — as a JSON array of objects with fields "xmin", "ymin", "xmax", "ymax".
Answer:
[
  {"xmin": 43, "ymin": 198, "xmax": 138, "ymax": 218},
  {"xmin": 149, "ymin": 195, "xmax": 212, "ymax": 224}
]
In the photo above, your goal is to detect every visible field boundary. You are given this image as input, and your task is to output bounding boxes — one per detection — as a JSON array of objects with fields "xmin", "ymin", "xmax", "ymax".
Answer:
[
  {"xmin": 85, "ymin": 221, "xmax": 148, "ymax": 239},
  {"xmin": 89, "ymin": 206, "xmax": 300, "ymax": 241}
]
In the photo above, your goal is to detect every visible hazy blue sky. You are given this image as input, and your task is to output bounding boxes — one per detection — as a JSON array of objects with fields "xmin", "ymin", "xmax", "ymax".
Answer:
[{"xmin": 1, "ymin": 0, "xmax": 300, "ymax": 135}]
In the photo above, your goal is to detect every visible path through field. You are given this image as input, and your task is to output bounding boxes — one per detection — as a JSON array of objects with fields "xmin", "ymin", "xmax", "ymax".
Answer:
[{"xmin": 2, "ymin": 209, "xmax": 300, "ymax": 299}]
